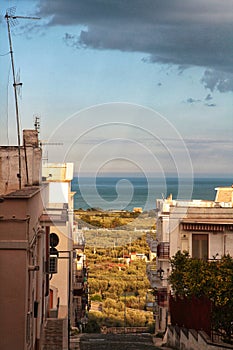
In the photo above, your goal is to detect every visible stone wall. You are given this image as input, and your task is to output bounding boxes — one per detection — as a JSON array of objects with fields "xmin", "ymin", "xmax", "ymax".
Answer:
[
  {"xmin": 101, "ymin": 326, "xmax": 149, "ymax": 334},
  {"xmin": 43, "ymin": 318, "xmax": 68, "ymax": 350},
  {"xmin": 166, "ymin": 325, "xmax": 233, "ymax": 350},
  {"xmin": 0, "ymin": 130, "xmax": 41, "ymax": 195}
]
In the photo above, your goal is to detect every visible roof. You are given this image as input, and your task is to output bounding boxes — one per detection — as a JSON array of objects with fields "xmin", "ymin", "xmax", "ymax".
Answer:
[
  {"xmin": 4, "ymin": 186, "xmax": 41, "ymax": 199},
  {"xmin": 40, "ymin": 204, "xmax": 68, "ymax": 225},
  {"xmin": 42, "ymin": 163, "xmax": 74, "ymax": 182},
  {"xmin": 40, "ymin": 213, "xmax": 67, "ymax": 225},
  {"xmin": 215, "ymin": 187, "xmax": 233, "ymax": 203},
  {"xmin": 181, "ymin": 218, "xmax": 233, "ymax": 225}
]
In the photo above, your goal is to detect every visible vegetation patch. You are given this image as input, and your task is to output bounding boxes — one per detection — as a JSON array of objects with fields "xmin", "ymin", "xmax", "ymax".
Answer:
[{"xmin": 85, "ymin": 234, "xmax": 155, "ymax": 332}]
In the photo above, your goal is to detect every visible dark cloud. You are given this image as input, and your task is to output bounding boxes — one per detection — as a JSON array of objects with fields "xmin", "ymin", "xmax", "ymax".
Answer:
[
  {"xmin": 186, "ymin": 98, "xmax": 201, "ymax": 104},
  {"xmin": 204, "ymin": 94, "xmax": 216, "ymax": 106},
  {"xmin": 205, "ymin": 103, "xmax": 217, "ymax": 107},
  {"xmin": 205, "ymin": 94, "xmax": 213, "ymax": 101},
  {"xmin": 37, "ymin": 0, "xmax": 233, "ymax": 92},
  {"xmin": 185, "ymin": 96, "xmax": 217, "ymax": 107},
  {"xmin": 201, "ymin": 69, "xmax": 233, "ymax": 93}
]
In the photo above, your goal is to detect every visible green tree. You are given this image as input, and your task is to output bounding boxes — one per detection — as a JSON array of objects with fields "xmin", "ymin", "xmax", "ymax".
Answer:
[{"xmin": 169, "ymin": 251, "xmax": 233, "ymax": 344}]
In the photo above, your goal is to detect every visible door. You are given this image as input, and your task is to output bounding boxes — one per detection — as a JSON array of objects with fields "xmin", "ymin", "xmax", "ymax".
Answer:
[{"xmin": 192, "ymin": 234, "xmax": 208, "ymax": 259}]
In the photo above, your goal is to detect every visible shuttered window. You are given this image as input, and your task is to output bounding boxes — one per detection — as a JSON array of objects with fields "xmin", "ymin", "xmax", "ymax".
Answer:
[{"xmin": 192, "ymin": 234, "xmax": 208, "ymax": 260}]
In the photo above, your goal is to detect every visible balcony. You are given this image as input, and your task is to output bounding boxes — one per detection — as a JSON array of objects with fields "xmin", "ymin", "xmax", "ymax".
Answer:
[
  {"xmin": 157, "ymin": 242, "xmax": 170, "ymax": 259},
  {"xmin": 73, "ymin": 288, "xmax": 84, "ymax": 297},
  {"xmin": 154, "ymin": 288, "xmax": 168, "ymax": 307},
  {"xmin": 75, "ymin": 269, "xmax": 84, "ymax": 278},
  {"xmin": 74, "ymin": 242, "xmax": 85, "ymax": 250},
  {"xmin": 73, "ymin": 282, "xmax": 83, "ymax": 290},
  {"xmin": 150, "ymin": 275, "xmax": 165, "ymax": 289}
]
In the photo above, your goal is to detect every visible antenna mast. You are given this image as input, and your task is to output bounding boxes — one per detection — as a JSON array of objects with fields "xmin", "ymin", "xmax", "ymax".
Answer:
[{"xmin": 5, "ymin": 8, "xmax": 40, "ymax": 189}]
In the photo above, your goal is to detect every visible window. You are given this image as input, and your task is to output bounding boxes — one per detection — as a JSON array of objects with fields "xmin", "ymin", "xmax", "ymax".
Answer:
[{"xmin": 192, "ymin": 234, "xmax": 208, "ymax": 259}]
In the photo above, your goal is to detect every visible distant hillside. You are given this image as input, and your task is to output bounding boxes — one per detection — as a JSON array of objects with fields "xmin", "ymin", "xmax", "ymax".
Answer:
[{"xmin": 85, "ymin": 234, "xmax": 155, "ymax": 332}]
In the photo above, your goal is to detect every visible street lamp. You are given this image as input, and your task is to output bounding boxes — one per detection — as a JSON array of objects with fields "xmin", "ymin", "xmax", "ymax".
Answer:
[{"xmin": 157, "ymin": 267, "xmax": 164, "ymax": 280}]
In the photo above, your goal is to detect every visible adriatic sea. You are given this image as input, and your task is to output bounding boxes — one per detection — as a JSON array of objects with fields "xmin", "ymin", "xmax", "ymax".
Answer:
[{"xmin": 71, "ymin": 177, "xmax": 232, "ymax": 211}]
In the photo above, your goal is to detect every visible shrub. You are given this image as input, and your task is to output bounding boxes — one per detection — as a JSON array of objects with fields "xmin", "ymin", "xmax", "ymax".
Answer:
[{"xmin": 91, "ymin": 294, "xmax": 102, "ymax": 301}]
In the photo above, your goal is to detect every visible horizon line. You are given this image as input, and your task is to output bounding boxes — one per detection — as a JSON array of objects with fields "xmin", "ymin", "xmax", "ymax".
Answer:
[{"xmin": 73, "ymin": 173, "xmax": 233, "ymax": 179}]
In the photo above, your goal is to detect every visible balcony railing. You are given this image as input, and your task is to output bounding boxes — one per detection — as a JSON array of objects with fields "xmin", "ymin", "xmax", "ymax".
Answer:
[
  {"xmin": 75, "ymin": 276, "xmax": 83, "ymax": 282},
  {"xmin": 155, "ymin": 288, "xmax": 168, "ymax": 307},
  {"xmin": 157, "ymin": 242, "xmax": 170, "ymax": 259},
  {"xmin": 73, "ymin": 282, "xmax": 83, "ymax": 290}
]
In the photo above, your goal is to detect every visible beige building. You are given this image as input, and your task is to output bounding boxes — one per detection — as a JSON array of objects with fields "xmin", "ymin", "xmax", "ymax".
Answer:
[
  {"xmin": 149, "ymin": 185, "xmax": 233, "ymax": 332},
  {"xmin": 0, "ymin": 130, "xmax": 50, "ymax": 350},
  {"xmin": 0, "ymin": 129, "xmax": 41, "ymax": 194},
  {"xmin": 41, "ymin": 163, "xmax": 76, "ymax": 349}
]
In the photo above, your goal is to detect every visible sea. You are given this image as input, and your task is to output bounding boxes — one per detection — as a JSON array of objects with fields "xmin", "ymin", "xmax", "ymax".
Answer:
[{"xmin": 71, "ymin": 177, "xmax": 232, "ymax": 211}]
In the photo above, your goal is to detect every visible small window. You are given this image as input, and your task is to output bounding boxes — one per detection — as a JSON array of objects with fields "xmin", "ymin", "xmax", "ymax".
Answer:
[{"xmin": 192, "ymin": 234, "xmax": 208, "ymax": 260}]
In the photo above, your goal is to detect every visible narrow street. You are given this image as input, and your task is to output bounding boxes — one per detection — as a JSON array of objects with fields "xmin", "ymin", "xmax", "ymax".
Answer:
[{"xmin": 70, "ymin": 333, "xmax": 170, "ymax": 350}]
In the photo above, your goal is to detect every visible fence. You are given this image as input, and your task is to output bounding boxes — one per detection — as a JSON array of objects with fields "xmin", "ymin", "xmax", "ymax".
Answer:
[
  {"xmin": 101, "ymin": 326, "xmax": 149, "ymax": 334},
  {"xmin": 169, "ymin": 294, "xmax": 212, "ymax": 337}
]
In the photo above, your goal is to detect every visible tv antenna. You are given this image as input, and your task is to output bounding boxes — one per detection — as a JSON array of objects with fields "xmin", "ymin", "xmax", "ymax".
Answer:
[
  {"xmin": 5, "ymin": 7, "xmax": 40, "ymax": 189},
  {"xmin": 41, "ymin": 141, "xmax": 64, "ymax": 164}
]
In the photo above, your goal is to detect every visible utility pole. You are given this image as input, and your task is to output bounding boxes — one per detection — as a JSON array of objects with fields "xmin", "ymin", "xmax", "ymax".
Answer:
[{"xmin": 5, "ymin": 8, "xmax": 40, "ymax": 189}]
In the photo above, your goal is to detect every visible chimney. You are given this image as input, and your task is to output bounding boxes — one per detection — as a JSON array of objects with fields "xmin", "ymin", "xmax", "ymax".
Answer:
[{"xmin": 23, "ymin": 130, "xmax": 39, "ymax": 147}]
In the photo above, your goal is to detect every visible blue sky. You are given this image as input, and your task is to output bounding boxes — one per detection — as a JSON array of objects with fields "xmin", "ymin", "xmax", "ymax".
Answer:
[{"xmin": 0, "ymin": 0, "xmax": 232, "ymax": 178}]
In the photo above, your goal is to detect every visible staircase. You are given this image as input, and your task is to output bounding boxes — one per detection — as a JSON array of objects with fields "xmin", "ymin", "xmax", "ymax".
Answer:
[{"xmin": 42, "ymin": 318, "xmax": 68, "ymax": 350}]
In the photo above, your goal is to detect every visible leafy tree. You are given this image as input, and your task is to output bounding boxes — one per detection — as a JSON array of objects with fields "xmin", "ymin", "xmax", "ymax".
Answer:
[{"xmin": 169, "ymin": 251, "xmax": 233, "ymax": 344}]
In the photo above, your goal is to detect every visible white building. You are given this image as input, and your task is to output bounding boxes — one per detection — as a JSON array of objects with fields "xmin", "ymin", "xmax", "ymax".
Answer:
[
  {"xmin": 41, "ymin": 163, "xmax": 75, "ymax": 350},
  {"xmin": 150, "ymin": 186, "xmax": 233, "ymax": 332},
  {"xmin": 0, "ymin": 130, "xmax": 50, "ymax": 350},
  {"xmin": 73, "ymin": 228, "xmax": 89, "ymax": 330}
]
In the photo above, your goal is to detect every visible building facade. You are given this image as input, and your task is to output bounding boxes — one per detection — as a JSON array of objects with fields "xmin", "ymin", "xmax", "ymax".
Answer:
[
  {"xmin": 0, "ymin": 130, "xmax": 50, "ymax": 350},
  {"xmin": 0, "ymin": 129, "xmax": 41, "ymax": 194},
  {"xmin": 42, "ymin": 162, "xmax": 88, "ymax": 349},
  {"xmin": 150, "ymin": 186, "xmax": 233, "ymax": 333},
  {"xmin": 73, "ymin": 227, "xmax": 89, "ymax": 331}
]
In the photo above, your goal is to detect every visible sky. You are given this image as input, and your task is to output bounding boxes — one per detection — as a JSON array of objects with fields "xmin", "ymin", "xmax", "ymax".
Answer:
[{"xmin": 0, "ymin": 0, "xmax": 232, "ymax": 178}]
